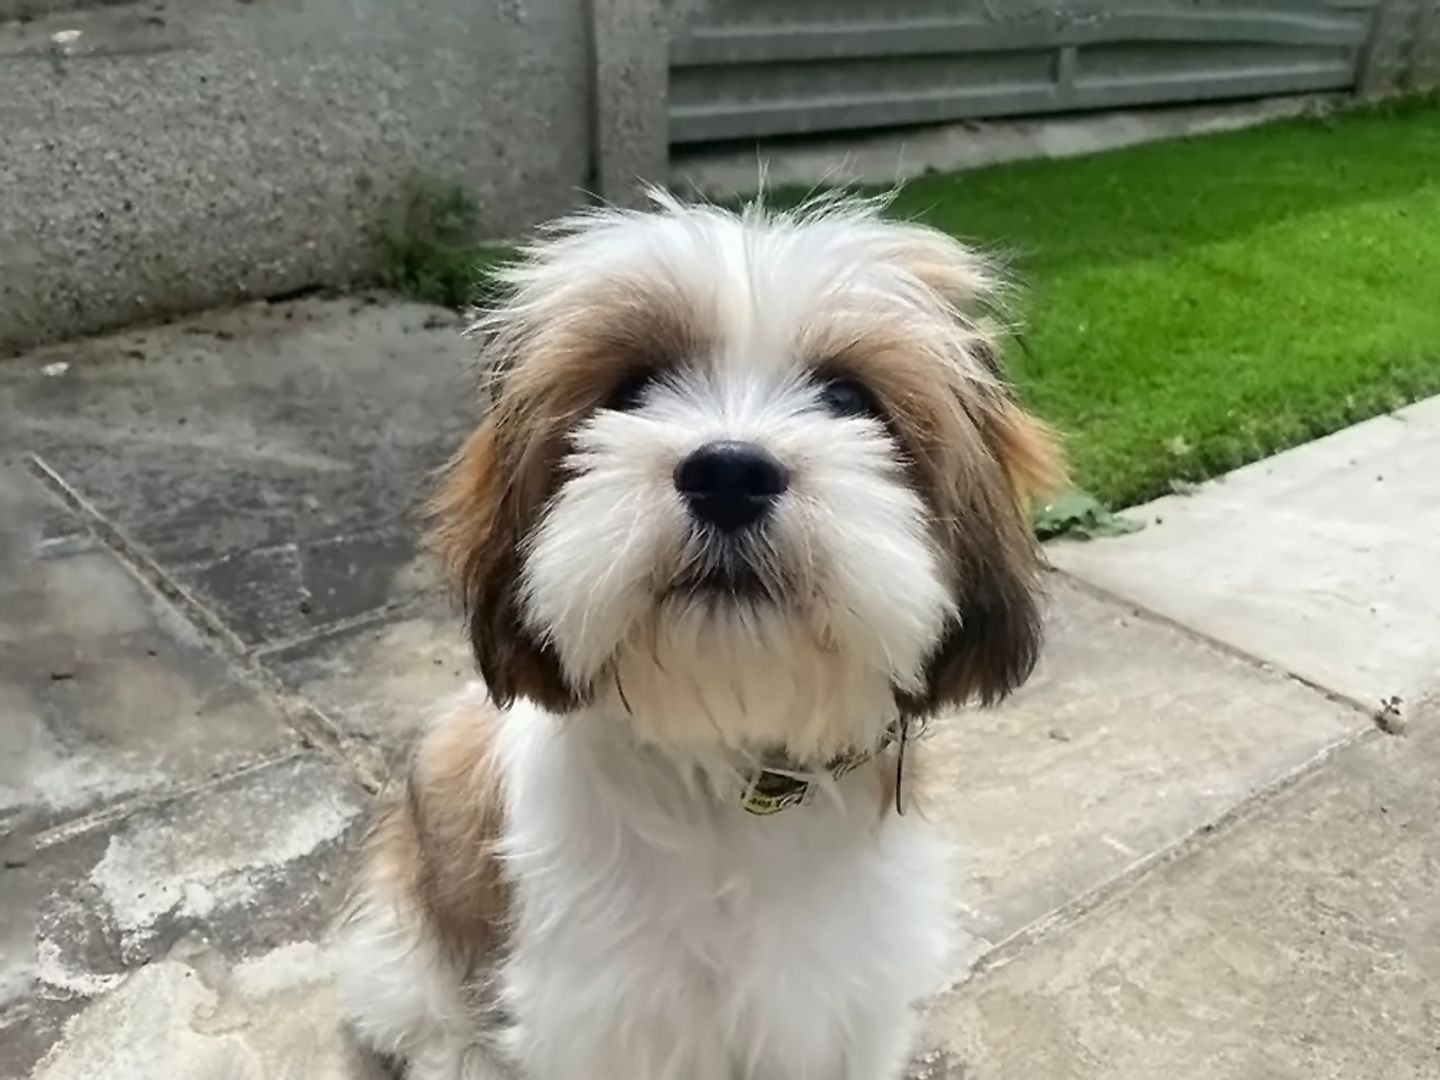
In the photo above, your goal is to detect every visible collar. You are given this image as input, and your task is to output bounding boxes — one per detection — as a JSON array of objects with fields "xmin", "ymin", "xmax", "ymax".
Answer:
[{"xmin": 738, "ymin": 720, "xmax": 906, "ymax": 816}]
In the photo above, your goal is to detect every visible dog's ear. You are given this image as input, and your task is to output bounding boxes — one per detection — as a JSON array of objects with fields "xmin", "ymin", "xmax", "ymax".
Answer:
[
  {"xmin": 901, "ymin": 390, "xmax": 1065, "ymax": 717},
  {"xmin": 873, "ymin": 224, "xmax": 1065, "ymax": 714},
  {"xmin": 428, "ymin": 419, "xmax": 579, "ymax": 712},
  {"xmin": 983, "ymin": 393, "xmax": 1068, "ymax": 514}
]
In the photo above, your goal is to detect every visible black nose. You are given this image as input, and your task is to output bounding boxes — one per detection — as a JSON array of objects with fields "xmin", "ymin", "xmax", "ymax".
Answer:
[{"xmin": 674, "ymin": 440, "xmax": 788, "ymax": 531}]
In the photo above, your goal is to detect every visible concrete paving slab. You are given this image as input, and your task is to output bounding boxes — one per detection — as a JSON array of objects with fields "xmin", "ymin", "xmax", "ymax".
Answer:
[
  {"xmin": 3, "ymin": 302, "xmax": 1431, "ymax": 1078},
  {"xmin": 24, "ymin": 948, "xmax": 365, "ymax": 1080},
  {"xmin": 0, "ymin": 754, "xmax": 366, "ymax": 1077},
  {"xmin": 928, "ymin": 578, "xmax": 1366, "ymax": 950},
  {"xmin": 0, "ymin": 467, "xmax": 295, "ymax": 837},
  {"xmin": 265, "ymin": 594, "xmax": 474, "ymax": 759},
  {"xmin": 913, "ymin": 696, "xmax": 1440, "ymax": 1080},
  {"xmin": 0, "ymin": 297, "xmax": 474, "ymax": 648},
  {"xmin": 176, "ymin": 529, "xmax": 434, "ymax": 650},
  {"xmin": 1050, "ymin": 397, "xmax": 1440, "ymax": 709}
]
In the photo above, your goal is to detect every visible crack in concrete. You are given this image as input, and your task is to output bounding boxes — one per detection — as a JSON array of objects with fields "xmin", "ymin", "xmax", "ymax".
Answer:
[
  {"xmin": 1050, "ymin": 564, "xmax": 1376, "ymax": 719},
  {"xmin": 21, "ymin": 751, "xmax": 303, "ymax": 855},
  {"xmin": 249, "ymin": 592, "xmax": 433, "ymax": 660},
  {"xmin": 960, "ymin": 722, "xmax": 1381, "ymax": 984}
]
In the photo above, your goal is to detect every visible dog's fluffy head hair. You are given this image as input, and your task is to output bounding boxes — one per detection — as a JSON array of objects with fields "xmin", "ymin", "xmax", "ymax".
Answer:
[{"xmin": 431, "ymin": 192, "xmax": 1063, "ymax": 759}]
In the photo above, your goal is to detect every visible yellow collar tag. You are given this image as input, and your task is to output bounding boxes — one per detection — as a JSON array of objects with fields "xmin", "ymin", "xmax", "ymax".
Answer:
[{"xmin": 738, "ymin": 726, "xmax": 898, "ymax": 816}]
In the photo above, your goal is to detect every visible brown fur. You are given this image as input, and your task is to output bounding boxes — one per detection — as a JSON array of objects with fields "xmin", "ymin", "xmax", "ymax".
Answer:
[
  {"xmin": 429, "ymin": 423, "xmax": 574, "ymax": 712},
  {"xmin": 876, "ymin": 228, "xmax": 1064, "ymax": 712},
  {"xmin": 915, "ymin": 388, "xmax": 1063, "ymax": 712},
  {"xmin": 810, "ymin": 316, "xmax": 1063, "ymax": 714},
  {"xmin": 429, "ymin": 275, "xmax": 714, "ymax": 711},
  {"xmin": 356, "ymin": 698, "xmax": 510, "ymax": 966}
]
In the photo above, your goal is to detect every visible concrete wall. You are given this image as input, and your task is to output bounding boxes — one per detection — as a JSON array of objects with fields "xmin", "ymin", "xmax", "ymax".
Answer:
[
  {"xmin": 1360, "ymin": 0, "xmax": 1440, "ymax": 94},
  {"xmin": 0, "ymin": 0, "xmax": 590, "ymax": 353}
]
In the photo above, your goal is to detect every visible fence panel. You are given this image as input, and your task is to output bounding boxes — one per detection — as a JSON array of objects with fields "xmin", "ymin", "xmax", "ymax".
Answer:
[{"xmin": 669, "ymin": 1, "xmax": 1379, "ymax": 144}]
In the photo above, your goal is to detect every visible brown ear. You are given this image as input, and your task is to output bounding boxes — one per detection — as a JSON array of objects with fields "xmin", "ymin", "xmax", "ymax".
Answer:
[
  {"xmin": 901, "ymin": 393, "xmax": 1065, "ymax": 716},
  {"xmin": 986, "ymin": 397, "xmax": 1068, "ymax": 509},
  {"xmin": 428, "ymin": 421, "xmax": 578, "ymax": 712},
  {"xmin": 876, "ymin": 221, "xmax": 1066, "ymax": 713},
  {"xmin": 907, "ymin": 555, "xmax": 1044, "ymax": 713}
]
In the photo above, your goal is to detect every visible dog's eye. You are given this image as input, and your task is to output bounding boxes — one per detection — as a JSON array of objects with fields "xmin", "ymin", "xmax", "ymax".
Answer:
[
  {"xmin": 818, "ymin": 376, "xmax": 880, "ymax": 419},
  {"xmin": 605, "ymin": 370, "xmax": 658, "ymax": 412}
]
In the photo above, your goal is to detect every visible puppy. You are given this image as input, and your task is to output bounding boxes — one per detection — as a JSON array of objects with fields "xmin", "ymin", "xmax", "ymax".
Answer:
[{"xmin": 336, "ymin": 193, "xmax": 1062, "ymax": 1080}]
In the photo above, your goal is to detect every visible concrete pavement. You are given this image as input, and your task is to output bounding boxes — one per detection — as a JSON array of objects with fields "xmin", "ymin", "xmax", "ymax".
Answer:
[
  {"xmin": 1, "ymin": 299, "xmax": 1436, "ymax": 1078},
  {"xmin": 917, "ymin": 693, "xmax": 1440, "ymax": 1080}
]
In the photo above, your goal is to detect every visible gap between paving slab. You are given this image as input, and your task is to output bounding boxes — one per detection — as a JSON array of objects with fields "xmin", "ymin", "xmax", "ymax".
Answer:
[
  {"xmin": 2, "ymin": 454, "xmax": 378, "ymax": 1075},
  {"xmin": 0, "ymin": 466, "xmax": 299, "ymax": 844},
  {"xmin": 24, "ymin": 454, "xmax": 390, "ymax": 794},
  {"xmin": 1050, "ymin": 396, "xmax": 1440, "ymax": 715},
  {"xmin": 0, "ymin": 297, "xmax": 473, "ymax": 657},
  {"xmin": 909, "ymin": 575, "xmax": 1371, "ymax": 962}
]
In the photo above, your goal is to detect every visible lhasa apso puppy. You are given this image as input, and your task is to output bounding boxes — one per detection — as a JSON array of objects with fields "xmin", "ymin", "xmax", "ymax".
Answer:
[{"xmin": 337, "ymin": 193, "xmax": 1062, "ymax": 1080}]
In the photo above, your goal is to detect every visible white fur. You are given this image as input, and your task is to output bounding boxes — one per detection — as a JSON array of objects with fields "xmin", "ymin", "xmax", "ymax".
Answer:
[
  {"xmin": 495, "ymin": 699, "xmax": 953, "ymax": 1080},
  {"xmin": 512, "ymin": 198, "xmax": 978, "ymax": 761},
  {"xmin": 341, "ymin": 690, "xmax": 954, "ymax": 1080},
  {"xmin": 338, "ymin": 196, "xmax": 1006, "ymax": 1079},
  {"xmin": 523, "ymin": 364, "xmax": 953, "ymax": 763}
]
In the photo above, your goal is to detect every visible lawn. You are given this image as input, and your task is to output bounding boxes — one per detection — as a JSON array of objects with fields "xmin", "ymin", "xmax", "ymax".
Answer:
[
  {"xmin": 884, "ymin": 95, "xmax": 1440, "ymax": 507},
  {"xmin": 397, "ymin": 96, "xmax": 1440, "ymax": 510}
]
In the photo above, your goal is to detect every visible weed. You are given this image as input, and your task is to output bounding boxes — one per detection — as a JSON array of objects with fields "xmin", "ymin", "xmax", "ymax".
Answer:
[{"xmin": 376, "ymin": 177, "xmax": 506, "ymax": 309}]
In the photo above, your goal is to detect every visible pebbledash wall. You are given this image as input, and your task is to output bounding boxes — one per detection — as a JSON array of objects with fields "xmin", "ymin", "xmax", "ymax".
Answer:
[
  {"xmin": 0, "ymin": 0, "xmax": 591, "ymax": 353},
  {"xmin": 3, "ymin": 0, "xmax": 1437, "ymax": 353}
]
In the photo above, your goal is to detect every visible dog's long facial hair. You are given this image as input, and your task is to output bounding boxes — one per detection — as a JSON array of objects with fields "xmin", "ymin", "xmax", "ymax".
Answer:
[
  {"xmin": 341, "ymin": 193, "xmax": 1063, "ymax": 1080},
  {"xmin": 431, "ymin": 192, "xmax": 1062, "ymax": 772}
]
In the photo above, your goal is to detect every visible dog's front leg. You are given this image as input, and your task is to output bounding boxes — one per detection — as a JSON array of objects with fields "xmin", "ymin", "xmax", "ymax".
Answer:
[
  {"xmin": 842, "ymin": 1004, "xmax": 922, "ymax": 1080},
  {"xmin": 405, "ymin": 1034, "xmax": 516, "ymax": 1080},
  {"xmin": 509, "ymin": 1007, "xmax": 731, "ymax": 1080}
]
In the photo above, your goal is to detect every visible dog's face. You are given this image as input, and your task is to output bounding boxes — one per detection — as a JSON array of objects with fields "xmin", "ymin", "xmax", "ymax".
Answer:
[{"xmin": 432, "ymin": 196, "xmax": 1062, "ymax": 759}]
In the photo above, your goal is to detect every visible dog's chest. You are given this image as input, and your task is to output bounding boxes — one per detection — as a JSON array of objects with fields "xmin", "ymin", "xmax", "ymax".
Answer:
[{"xmin": 497, "ymin": 723, "xmax": 953, "ymax": 1075}]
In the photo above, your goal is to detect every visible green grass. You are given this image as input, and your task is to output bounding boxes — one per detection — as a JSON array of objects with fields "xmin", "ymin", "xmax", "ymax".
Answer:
[
  {"xmin": 884, "ymin": 96, "xmax": 1440, "ymax": 506},
  {"xmin": 385, "ymin": 98, "xmax": 1440, "ymax": 509},
  {"xmin": 376, "ymin": 177, "xmax": 509, "ymax": 310}
]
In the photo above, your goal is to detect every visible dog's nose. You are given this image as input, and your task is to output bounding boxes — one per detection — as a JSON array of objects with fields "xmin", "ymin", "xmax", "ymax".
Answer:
[{"xmin": 674, "ymin": 440, "xmax": 788, "ymax": 531}]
